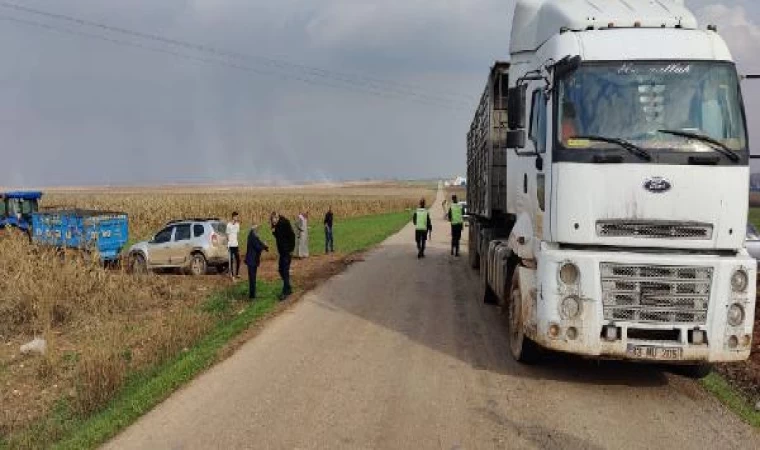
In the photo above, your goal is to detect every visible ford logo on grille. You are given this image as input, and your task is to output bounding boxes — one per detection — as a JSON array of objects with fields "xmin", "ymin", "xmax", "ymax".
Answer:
[{"xmin": 643, "ymin": 177, "xmax": 671, "ymax": 193}]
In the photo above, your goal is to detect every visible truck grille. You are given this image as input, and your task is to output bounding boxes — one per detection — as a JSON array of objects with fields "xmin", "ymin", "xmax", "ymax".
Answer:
[
  {"xmin": 596, "ymin": 220, "xmax": 712, "ymax": 240},
  {"xmin": 600, "ymin": 263, "xmax": 711, "ymax": 325}
]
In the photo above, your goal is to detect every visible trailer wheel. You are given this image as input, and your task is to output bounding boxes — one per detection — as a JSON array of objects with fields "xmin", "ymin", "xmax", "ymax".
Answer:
[
  {"xmin": 507, "ymin": 270, "xmax": 541, "ymax": 364},
  {"xmin": 468, "ymin": 225, "xmax": 479, "ymax": 269},
  {"xmin": 189, "ymin": 253, "xmax": 207, "ymax": 276},
  {"xmin": 479, "ymin": 252, "xmax": 498, "ymax": 305}
]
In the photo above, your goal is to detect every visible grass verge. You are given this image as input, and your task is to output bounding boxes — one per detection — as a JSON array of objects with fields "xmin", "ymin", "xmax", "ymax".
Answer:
[
  {"xmin": 702, "ymin": 372, "xmax": 760, "ymax": 428},
  {"xmin": 2, "ymin": 210, "xmax": 412, "ymax": 449}
]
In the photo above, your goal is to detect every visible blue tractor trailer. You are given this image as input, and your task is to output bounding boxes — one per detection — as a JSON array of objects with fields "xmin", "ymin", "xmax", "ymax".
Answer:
[{"xmin": 1, "ymin": 191, "xmax": 129, "ymax": 263}]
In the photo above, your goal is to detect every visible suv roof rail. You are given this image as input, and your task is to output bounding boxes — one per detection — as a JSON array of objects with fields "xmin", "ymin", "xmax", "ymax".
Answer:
[{"xmin": 165, "ymin": 217, "xmax": 221, "ymax": 226}]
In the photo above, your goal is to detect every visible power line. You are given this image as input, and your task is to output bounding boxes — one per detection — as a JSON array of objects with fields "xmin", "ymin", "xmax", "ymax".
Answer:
[
  {"xmin": 0, "ymin": 1, "xmax": 473, "ymax": 107},
  {"xmin": 0, "ymin": 14, "xmax": 471, "ymax": 111}
]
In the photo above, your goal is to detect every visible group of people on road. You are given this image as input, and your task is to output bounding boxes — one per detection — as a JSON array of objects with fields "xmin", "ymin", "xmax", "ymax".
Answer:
[
  {"xmin": 223, "ymin": 207, "xmax": 337, "ymax": 301},
  {"xmin": 412, "ymin": 194, "xmax": 464, "ymax": 258}
]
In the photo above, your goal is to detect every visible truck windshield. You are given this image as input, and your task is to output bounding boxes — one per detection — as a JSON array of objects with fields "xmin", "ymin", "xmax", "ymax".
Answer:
[{"xmin": 556, "ymin": 61, "xmax": 747, "ymax": 162}]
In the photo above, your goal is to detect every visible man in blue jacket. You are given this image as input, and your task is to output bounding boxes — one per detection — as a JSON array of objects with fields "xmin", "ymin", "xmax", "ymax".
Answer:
[{"xmin": 244, "ymin": 224, "xmax": 269, "ymax": 300}]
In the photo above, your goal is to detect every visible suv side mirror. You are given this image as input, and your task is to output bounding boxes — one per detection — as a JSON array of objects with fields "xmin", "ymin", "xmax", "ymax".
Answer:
[
  {"xmin": 507, "ymin": 85, "xmax": 527, "ymax": 130},
  {"xmin": 506, "ymin": 130, "xmax": 526, "ymax": 149}
]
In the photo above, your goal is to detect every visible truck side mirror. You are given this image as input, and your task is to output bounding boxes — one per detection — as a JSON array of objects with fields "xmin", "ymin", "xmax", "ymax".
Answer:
[
  {"xmin": 506, "ymin": 130, "xmax": 526, "ymax": 149},
  {"xmin": 507, "ymin": 85, "xmax": 527, "ymax": 130}
]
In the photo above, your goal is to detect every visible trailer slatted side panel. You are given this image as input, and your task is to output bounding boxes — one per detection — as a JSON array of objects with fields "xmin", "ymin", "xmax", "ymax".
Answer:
[{"xmin": 467, "ymin": 62, "xmax": 510, "ymax": 219}]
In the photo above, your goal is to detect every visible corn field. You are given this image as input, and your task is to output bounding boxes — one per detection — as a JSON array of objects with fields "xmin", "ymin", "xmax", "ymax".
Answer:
[{"xmin": 0, "ymin": 183, "xmax": 434, "ymax": 441}]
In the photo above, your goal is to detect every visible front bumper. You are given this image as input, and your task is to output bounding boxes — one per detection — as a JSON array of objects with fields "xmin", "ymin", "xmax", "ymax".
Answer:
[{"xmin": 527, "ymin": 246, "xmax": 756, "ymax": 363}]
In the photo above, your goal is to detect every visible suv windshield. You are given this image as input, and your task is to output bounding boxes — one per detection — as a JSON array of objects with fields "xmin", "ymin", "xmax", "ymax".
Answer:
[{"xmin": 556, "ymin": 61, "xmax": 748, "ymax": 162}]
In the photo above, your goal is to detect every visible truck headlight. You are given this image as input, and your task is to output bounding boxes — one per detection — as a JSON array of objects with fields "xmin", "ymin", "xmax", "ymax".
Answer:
[
  {"xmin": 727, "ymin": 303, "xmax": 745, "ymax": 327},
  {"xmin": 560, "ymin": 295, "xmax": 581, "ymax": 320},
  {"xmin": 730, "ymin": 269, "xmax": 748, "ymax": 293},
  {"xmin": 559, "ymin": 262, "xmax": 580, "ymax": 285}
]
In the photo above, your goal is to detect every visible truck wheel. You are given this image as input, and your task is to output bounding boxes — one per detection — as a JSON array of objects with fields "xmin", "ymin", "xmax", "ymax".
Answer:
[
  {"xmin": 130, "ymin": 253, "xmax": 148, "ymax": 275},
  {"xmin": 468, "ymin": 226, "xmax": 479, "ymax": 269},
  {"xmin": 189, "ymin": 253, "xmax": 207, "ymax": 276},
  {"xmin": 508, "ymin": 270, "xmax": 541, "ymax": 364},
  {"xmin": 480, "ymin": 253, "xmax": 499, "ymax": 305},
  {"xmin": 675, "ymin": 363, "xmax": 713, "ymax": 379}
]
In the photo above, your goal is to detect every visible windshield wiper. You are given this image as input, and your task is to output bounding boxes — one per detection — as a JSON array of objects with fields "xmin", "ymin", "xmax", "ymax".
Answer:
[
  {"xmin": 657, "ymin": 129, "xmax": 740, "ymax": 163},
  {"xmin": 572, "ymin": 135, "xmax": 652, "ymax": 161}
]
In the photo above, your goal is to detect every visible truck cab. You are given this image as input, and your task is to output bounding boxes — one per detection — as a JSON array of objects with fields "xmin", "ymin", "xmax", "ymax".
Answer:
[
  {"xmin": 468, "ymin": 0, "xmax": 755, "ymax": 374},
  {"xmin": 0, "ymin": 191, "xmax": 42, "ymax": 233}
]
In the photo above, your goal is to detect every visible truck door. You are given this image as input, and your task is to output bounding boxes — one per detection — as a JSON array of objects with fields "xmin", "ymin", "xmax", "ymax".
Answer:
[{"xmin": 528, "ymin": 89, "xmax": 548, "ymax": 239}]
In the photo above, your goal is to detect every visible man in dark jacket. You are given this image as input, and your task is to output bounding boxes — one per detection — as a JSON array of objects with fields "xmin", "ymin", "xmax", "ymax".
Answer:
[
  {"xmin": 271, "ymin": 211, "xmax": 296, "ymax": 300},
  {"xmin": 244, "ymin": 224, "xmax": 269, "ymax": 300},
  {"xmin": 412, "ymin": 198, "xmax": 432, "ymax": 258},
  {"xmin": 323, "ymin": 206, "xmax": 334, "ymax": 253}
]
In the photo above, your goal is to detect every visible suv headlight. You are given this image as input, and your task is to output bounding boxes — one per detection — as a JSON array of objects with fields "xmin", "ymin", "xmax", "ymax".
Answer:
[{"xmin": 731, "ymin": 269, "xmax": 748, "ymax": 293}]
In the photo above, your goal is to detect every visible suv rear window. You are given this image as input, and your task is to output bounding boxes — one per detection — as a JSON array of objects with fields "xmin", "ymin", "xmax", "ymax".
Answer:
[
  {"xmin": 211, "ymin": 222, "xmax": 226, "ymax": 235},
  {"xmin": 193, "ymin": 224, "xmax": 205, "ymax": 238}
]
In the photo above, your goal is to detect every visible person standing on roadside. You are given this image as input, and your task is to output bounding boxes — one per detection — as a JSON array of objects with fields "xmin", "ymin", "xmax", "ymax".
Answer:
[
  {"xmin": 244, "ymin": 224, "xmax": 268, "ymax": 300},
  {"xmin": 447, "ymin": 194, "xmax": 464, "ymax": 257},
  {"xmin": 324, "ymin": 206, "xmax": 334, "ymax": 253},
  {"xmin": 226, "ymin": 212, "xmax": 241, "ymax": 279},
  {"xmin": 271, "ymin": 211, "xmax": 296, "ymax": 300},
  {"xmin": 295, "ymin": 211, "xmax": 309, "ymax": 258},
  {"xmin": 412, "ymin": 198, "xmax": 432, "ymax": 259}
]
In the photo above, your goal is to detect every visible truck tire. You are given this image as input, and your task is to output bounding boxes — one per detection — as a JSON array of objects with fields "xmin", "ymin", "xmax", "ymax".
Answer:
[
  {"xmin": 479, "ymin": 252, "xmax": 499, "ymax": 305},
  {"xmin": 507, "ymin": 270, "xmax": 541, "ymax": 364},
  {"xmin": 675, "ymin": 363, "xmax": 713, "ymax": 380},
  {"xmin": 130, "ymin": 253, "xmax": 148, "ymax": 275},
  {"xmin": 189, "ymin": 253, "xmax": 207, "ymax": 276},
  {"xmin": 468, "ymin": 224, "xmax": 479, "ymax": 269}
]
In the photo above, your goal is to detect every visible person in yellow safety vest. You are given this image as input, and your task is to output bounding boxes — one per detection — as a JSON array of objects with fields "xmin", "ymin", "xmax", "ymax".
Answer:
[
  {"xmin": 447, "ymin": 194, "xmax": 464, "ymax": 257},
  {"xmin": 412, "ymin": 198, "xmax": 432, "ymax": 259}
]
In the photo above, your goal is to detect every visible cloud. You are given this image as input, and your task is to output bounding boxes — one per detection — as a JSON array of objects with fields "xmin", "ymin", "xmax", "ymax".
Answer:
[{"xmin": 697, "ymin": 4, "xmax": 760, "ymax": 71}]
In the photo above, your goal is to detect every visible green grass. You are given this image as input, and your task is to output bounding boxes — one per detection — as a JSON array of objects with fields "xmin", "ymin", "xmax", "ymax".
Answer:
[
  {"xmin": 236, "ymin": 210, "xmax": 413, "ymax": 257},
  {"xmin": 749, "ymin": 208, "xmax": 760, "ymax": 230},
  {"xmin": 702, "ymin": 372, "xmax": 760, "ymax": 428},
  {"xmin": 2, "ymin": 210, "xmax": 412, "ymax": 450}
]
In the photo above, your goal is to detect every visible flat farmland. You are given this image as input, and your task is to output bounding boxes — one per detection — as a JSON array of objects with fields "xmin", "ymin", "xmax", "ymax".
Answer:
[{"xmin": 0, "ymin": 182, "xmax": 435, "ymax": 448}]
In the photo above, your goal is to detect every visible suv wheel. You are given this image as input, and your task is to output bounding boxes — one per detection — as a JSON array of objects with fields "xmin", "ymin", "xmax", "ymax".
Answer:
[
  {"xmin": 189, "ymin": 253, "xmax": 207, "ymax": 276},
  {"xmin": 130, "ymin": 253, "xmax": 148, "ymax": 275}
]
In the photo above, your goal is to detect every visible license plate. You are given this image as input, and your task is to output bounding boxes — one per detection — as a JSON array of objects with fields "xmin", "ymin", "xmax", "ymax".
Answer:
[{"xmin": 626, "ymin": 344, "xmax": 683, "ymax": 360}]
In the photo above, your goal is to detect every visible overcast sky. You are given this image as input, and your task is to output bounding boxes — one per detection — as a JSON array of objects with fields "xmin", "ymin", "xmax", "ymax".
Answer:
[{"xmin": 2, "ymin": 0, "xmax": 760, "ymax": 186}]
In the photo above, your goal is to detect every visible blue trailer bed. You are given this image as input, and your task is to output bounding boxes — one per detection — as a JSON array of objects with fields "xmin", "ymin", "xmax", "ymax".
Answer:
[{"xmin": 31, "ymin": 209, "xmax": 129, "ymax": 262}]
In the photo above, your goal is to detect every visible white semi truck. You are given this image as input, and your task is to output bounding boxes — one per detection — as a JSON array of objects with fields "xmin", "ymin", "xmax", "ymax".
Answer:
[{"xmin": 467, "ymin": 0, "xmax": 756, "ymax": 377}]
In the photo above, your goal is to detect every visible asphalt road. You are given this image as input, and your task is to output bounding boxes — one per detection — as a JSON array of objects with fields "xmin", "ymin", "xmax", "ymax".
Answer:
[{"xmin": 105, "ymin": 191, "xmax": 759, "ymax": 450}]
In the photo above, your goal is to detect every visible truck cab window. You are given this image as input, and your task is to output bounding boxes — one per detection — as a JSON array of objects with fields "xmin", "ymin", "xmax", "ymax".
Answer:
[
  {"xmin": 529, "ymin": 90, "xmax": 547, "ymax": 153},
  {"xmin": 555, "ymin": 61, "xmax": 747, "ymax": 160}
]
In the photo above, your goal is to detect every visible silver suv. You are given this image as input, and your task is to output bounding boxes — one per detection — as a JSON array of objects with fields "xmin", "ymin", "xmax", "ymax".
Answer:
[{"xmin": 128, "ymin": 218, "xmax": 229, "ymax": 275}]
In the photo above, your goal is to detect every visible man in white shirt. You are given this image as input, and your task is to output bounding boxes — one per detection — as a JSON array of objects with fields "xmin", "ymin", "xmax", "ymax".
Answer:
[{"xmin": 227, "ymin": 212, "xmax": 241, "ymax": 279}]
